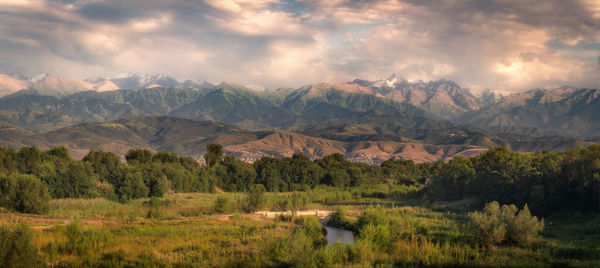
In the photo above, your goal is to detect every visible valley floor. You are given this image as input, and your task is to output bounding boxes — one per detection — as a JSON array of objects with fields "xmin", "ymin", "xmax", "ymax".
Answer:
[{"xmin": 1, "ymin": 191, "xmax": 599, "ymax": 267}]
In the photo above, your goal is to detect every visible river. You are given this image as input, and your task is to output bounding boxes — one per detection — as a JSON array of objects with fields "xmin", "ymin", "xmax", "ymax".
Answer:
[{"xmin": 323, "ymin": 225, "xmax": 355, "ymax": 245}]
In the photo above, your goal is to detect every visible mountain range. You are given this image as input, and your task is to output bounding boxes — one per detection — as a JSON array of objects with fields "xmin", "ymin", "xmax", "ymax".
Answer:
[{"xmin": 0, "ymin": 72, "xmax": 597, "ymax": 163}]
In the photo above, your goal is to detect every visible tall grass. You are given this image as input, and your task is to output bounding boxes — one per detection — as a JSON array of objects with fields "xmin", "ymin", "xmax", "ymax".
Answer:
[{"xmin": 1, "ymin": 191, "xmax": 598, "ymax": 266}]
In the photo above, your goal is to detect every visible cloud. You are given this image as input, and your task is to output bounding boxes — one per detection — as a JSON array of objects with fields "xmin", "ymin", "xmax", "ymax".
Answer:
[{"xmin": 0, "ymin": 0, "xmax": 597, "ymax": 91}]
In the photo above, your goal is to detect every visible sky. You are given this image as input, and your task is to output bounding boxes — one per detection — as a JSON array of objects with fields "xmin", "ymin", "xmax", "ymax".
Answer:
[{"xmin": 0, "ymin": 0, "xmax": 599, "ymax": 93}]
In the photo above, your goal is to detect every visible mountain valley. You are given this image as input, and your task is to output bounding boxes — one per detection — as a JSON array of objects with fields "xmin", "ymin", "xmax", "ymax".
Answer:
[{"xmin": 0, "ymin": 73, "xmax": 597, "ymax": 163}]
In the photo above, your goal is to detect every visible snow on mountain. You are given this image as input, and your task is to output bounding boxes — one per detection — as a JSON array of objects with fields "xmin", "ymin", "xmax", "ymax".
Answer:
[
  {"xmin": 0, "ymin": 73, "xmax": 31, "ymax": 97},
  {"xmin": 342, "ymin": 75, "xmax": 490, "ymax": 118},
  {"xmin": 110, "ymin": 73, "xmax": 179, "ymax": 90}
]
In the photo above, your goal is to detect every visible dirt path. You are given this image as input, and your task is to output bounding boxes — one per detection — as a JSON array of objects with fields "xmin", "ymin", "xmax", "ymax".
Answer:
[{"xmin": 1, "ymin": 209, "xmax": 337, "ymax": 230}]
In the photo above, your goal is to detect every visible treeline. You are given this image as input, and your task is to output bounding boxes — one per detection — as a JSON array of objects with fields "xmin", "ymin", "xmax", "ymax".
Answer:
[
  {"xmin": 427, "ymin": 146, "xmax": 600, "ymax": 213},
  {"xmin": 0, "ymin": 144, "xmax": 599, "ymax": 214},
  {"xmin": 0, "ymin": 144, "xmax": 421, "ymax": 213}
]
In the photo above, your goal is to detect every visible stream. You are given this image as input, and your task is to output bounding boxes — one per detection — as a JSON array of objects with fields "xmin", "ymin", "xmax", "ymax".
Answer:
[{"xmin": 323, "ymin": 225, "xmax": 355, "ymax": 245}]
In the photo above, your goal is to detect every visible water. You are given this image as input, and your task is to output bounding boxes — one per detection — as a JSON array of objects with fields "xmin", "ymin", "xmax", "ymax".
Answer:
[{"xmin": 323, "ymin": 225, "xmax": 355, "ymax": 245}]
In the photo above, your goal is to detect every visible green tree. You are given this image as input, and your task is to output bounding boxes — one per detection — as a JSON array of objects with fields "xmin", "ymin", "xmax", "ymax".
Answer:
[
  {"xmin": 287, "ymin": 153, "xmax": 323, "ymax": 190},
  {"xmin": 15, "ymin": 146, "xmax": 42, "ymax": 174},
  {"xmin": 152, "ymin": 152, "xmax": 180, "ymax": 163},
  {"xmin": 117, "ymin": 171, "xmax": 149, "ymax": 201},
  {"xmin": 255, "ymin": 157, "xmax": 285, "ymax": 191},
  {"xmin": 0, "ymin": 174, "xmax": 50, "ymax": 214},
  {"xmin": 205, "ymin": 144, "xmax": 223, "ymax": 167},
  {"xmin": 217, "ymin": 156, "xmax": 256, "ymax": 191},
  {"xmin": 45, "ymin": 146, "xmax": 72, "ymax": 161},
  {"xmin": 428, "ymin": 156, "xmax": 474, "ymax": 200},
  {"xmin": 562, "ymin": 145, "xmax": 600, "ymax": 212},
  {"xmin": 472, "ymin": 147, "xmax": 532, "ymax": 205},
  {"xmin": 321, "ymin": 167, "xmax": 351, "ymax": 187},
  {"xmin": 83, "ymin": 151, "xmax": 124, "ymax": 184},
  {"xmin": 125, "ymin": 149, "xmax": 153, "ymax": 164}
]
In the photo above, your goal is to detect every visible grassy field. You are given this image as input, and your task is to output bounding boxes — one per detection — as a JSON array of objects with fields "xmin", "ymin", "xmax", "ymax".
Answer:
[{"xmin": 1, "ymin": 186, "xmax": 599, "ymax": 267}]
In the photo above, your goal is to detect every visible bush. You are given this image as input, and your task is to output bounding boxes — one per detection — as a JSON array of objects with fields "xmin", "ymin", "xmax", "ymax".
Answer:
[
  {"xmin": 246, "ymin": 184, "xmax": 266, "ymax": 212},
  {"xmin": 357, "ymin": 207, "xmax": 389, "ymax": 231},
  {"xmin": 299, "ymin": 217, "xmax": 327, "ymax": 248},
  {"xmin": 328, "ymin": 207, "xmax": 351, "ymax": 230},
  {"xmin": 60, "ymin": 219, "xmax": 113, "ymax": 255},
  {"xmin": 469, "ymin": 201, "xmax": 544, "ymax": 246},
  {"xmin": 0, "ymin": 224, "xmax": 45, "ymax": 268},
  {"xmin": 0, "ymin": 173, "xmax": 50, "ymax": 214},
  {"xmin": 357, "ymin": 223, "xmax": 392, "ymax": 252},
  {"xmin": 507, "ymin": 204, "xmax": 544, "ymax": 244},
  {"xmin": 356, "ymin": 207, "xmax": 391, "ymax": 252},
  {"xmin": 212, "ymin": 196, "xmax": 233, "ymax": 213}
]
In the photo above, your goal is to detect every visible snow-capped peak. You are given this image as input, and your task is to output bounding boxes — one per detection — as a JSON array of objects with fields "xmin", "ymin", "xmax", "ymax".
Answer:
[
  {"xmin": 30, "ymin": 73, "xmax": 48, "ymax": 83},
  {"xmin": 372, "ymin": 73, "xmax": 406, "ymax": 87}
]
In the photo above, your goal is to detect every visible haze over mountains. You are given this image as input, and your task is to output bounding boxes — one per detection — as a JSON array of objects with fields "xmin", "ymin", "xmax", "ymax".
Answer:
[{"xmin": 0, "ymin": 72, "xmax": 597, "ymax": 163}]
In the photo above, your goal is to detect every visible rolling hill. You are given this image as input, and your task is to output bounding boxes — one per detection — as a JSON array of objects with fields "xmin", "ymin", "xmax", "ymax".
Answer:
[{"xmin": 0, "ymin": 116, "xmax": 592, "ymax": 164}]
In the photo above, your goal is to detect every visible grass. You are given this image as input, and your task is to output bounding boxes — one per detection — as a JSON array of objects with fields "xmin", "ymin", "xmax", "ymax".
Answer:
[{"xmin": 1, "ymin": 186, "xmax": 599, "ymax": 267}]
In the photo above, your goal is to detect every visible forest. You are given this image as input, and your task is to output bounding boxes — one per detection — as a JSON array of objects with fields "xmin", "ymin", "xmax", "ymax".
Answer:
[
  {"xmin": 0, "ymin": 145, "xmax": 599, "ymax": 266},
  {"xmin": 1, "ymin": 144, "xmax": 599, "ymax": 214}
]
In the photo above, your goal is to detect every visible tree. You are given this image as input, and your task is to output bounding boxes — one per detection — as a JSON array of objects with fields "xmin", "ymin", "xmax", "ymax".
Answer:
[
  {"xmin": 255, "ymin": 157, "xmax": 285, "ymax": 191},
  {"xmin": 562, "ymin": 145, "xmax": 600, "ymax": 212},
  {"xmin": 0, "ymin": 174, "xmax": 50, "ymax": 214},
  {"xmin": 45, "ymin": 146, "xmax": 71, "ymax": 161},
  {"xmin": 381, "ymin": 159, "xmax": 422, "ymax": 185},
  {"xmin": 428, "ymin": 156, "xmax": 474, "ymax": 200},
  {"xmin": 321, "ymin": 168, "xmax": 351, "ymax": 187},
  {"xmin": 15, "ymin": 146, "xmax": 42, "ymax": 174},
  {"xmin": 287, "ymin": 153, "xmax": 323, "ymax": 189},
  {"xmin": 83, "ymin": 151, "xmax": 124, "ymax": 185},
  {"xmin": 205, "ymin": 144, "xmax": 223, "ymax": 167},
  {"xmin": 117, "ymin": 171, "xmax": 149, "ymax": 201},
  {"xmin": 152, "ymin": 152, "xmax": 179, "ymax": 163},
  {"xmin": 217, "ymin": 156, "xmax": 256, "ymax": 191},
  {"xmin": 472, "ymin": 147, "xmax": 531, "ymax": 205},
  {"xmin": 125, "ymin": 149, "xmax": 153, "ymax": 164}
]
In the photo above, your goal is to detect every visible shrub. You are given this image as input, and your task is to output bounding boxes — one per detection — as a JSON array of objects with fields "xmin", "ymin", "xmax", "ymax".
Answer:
[
  {"xmin": 469, "ymin": 201, "xmax": 544, "ymax": 246},
  {"xmin": 507, "ymin": 204, "xmax": 544, "ymax": 244},
  {"xmin": 212, "ymin": 196, "xmax": 233, "ymax": 213},
  {"xmin": 328, "ymin": 207, "xmax": 351, "ymax": 230},
  {"xmin": 357, "ymin": 207, "xmax": 390, "ymax": 231},
  {"xmin": 0, "ymin": 224, "xmax": 45, "ymax": 268},
  {"xmin": 469, "ymin": 201, "xmax": 506, "ymax": 246},
  {"xmin": 246, "ymin": 184, "xmax": 266, "ymax": 212},
  {"xmin": 0, "ymin": 173, "xmax": 50, "ymax": 214},
  {"xmin": 356, "ymin": 207, "xmax": 391, "ymax": 252},
  {"xmin": 60, "ymin": 219, "xmax": 113, "ymax": 255},
  {"xmin": 357, "ymin": 223, "xmax": 391, "ymax": 252},
  {"xmin": 300, "ymin": 217, "xmax": 327, "ymax": 248}
]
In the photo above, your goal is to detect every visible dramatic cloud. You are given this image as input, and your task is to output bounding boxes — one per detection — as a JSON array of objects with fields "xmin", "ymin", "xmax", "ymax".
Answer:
[{"xmin": 0, "ymin": 0, "xmax": 598, "ymax": 92}]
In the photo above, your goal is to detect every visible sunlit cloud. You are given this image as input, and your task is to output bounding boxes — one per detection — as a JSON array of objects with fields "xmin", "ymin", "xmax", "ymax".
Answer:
[{"xmin": 0, "ymin": 0, "xmax": 597, "ymax": 91}]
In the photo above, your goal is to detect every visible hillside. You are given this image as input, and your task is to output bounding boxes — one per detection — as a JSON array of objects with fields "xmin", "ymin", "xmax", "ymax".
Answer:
[
  {"xmin": 461, "ymin": 87, "xmax": 600, "ymax": 138},
  {"xmin": 0, "ymin": 116, "xmax": 487, "ymax": 163},
  {"xmin": 1, "ymin": 116, "xmax": 592, "ymax": 164},
  {"xmin": 225, "ymin": 131, "xmax": 487, "ymax": 163}
]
